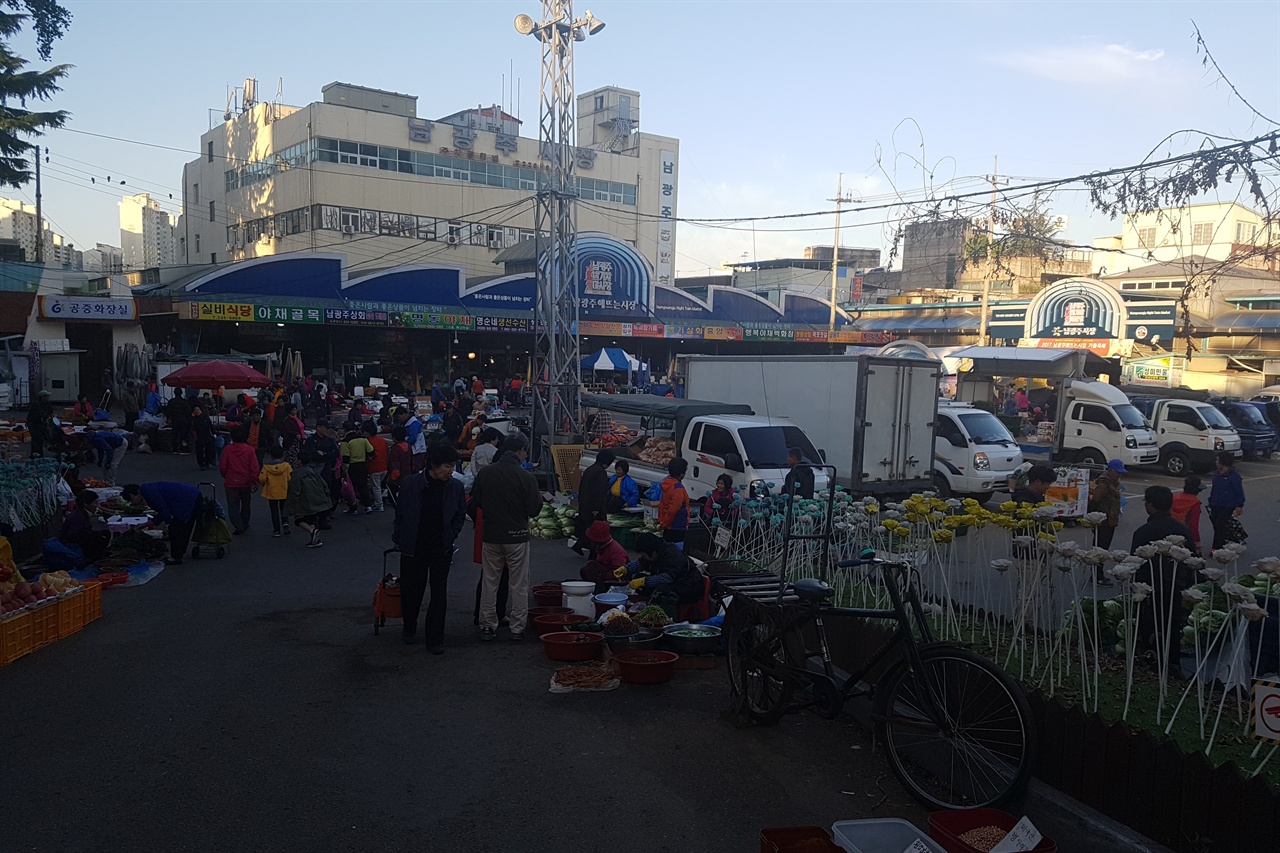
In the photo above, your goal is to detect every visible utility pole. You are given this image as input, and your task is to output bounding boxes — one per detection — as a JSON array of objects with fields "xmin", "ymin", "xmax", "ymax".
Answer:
[
  {"xmin": 977, "ymin": 155, "xmax": 1007, "ymax": 346},
  {"xmin": 828, "ymin": 173, "xmax": 853, "ymax": 339},
  {"xmin": 33, "ymin": 144, "xmax": 43, "ymax": 264}
]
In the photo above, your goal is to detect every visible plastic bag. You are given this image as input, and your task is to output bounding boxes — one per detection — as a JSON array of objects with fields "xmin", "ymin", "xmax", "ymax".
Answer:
[
  {"xmin": 42, "ymin": 537, "xmax": 85, "ymax": 570},
  {"xmin": 340, "ymin": 473, "xmax": 357, "ymax": 505},
  {"xmin": 644, "ymin": 481, "xmax": 662, "ymax": 502}
]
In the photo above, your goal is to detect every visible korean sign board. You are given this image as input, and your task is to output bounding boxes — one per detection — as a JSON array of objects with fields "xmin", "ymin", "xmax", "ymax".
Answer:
[
  {"xmin": 38, "ymin": 295, "xmax": 137, "ymax": 322},
  {"xmin": 389, "ymin": 311, "xmax": 472, "ymax": 330},
  {"xmin": 324, "ymin": 308, "xmax": 389, "ymax": 327},
  {"xmin": 188, "ymin": 302, "xmax": 253, "ymax": 322},
  {"xmin": 254, "ymin": 304, "xmax": 324, "ymax": 325}
]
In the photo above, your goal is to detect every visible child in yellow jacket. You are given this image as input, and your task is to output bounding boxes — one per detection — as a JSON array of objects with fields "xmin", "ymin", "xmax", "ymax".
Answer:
[{"xmin": 259, "ymin": 446, "xmax": 293, "ymax": 537}]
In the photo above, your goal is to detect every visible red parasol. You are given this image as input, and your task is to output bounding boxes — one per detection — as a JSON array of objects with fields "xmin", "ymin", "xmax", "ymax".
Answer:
[{"xmin": 161, "ymin": 360, "xmax": 271, "ymax": 390}]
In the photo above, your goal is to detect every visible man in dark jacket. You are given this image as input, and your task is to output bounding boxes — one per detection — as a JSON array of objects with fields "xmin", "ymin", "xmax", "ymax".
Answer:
[
  {"xmin": 573, "ymin": 448, "xmax": 614, "ymax": 555},
  {"xmin": 393, "ymin": 443, "xmax": 467, "ymax": 654},
  {"xmin": 442, "ymin": 403, "xmax": 464, "ymax": 447},
  {"xmin": 1132, "ymin": 485, "xmax": 1195, "ymax": 670},
  {"xmin": 302, "ymin": 420, "xmax": 342, "ymax": 521},
  {"xmin": 623, "ymin": 531, "xmax": 705, "ymax": 603},
  {"xmin": 782, "ymin": 447, "xmax": 815, "ymax": 500},
  {"xmin": 165, "ymin": 394, "xmax": 193, "ymax": 455},
  {"xmin": 122, "ymin": 481, "xmax": 203, "ymax": 565},
  {"xmin": 470, "ymin": 432, "xmax": 543, "ymax": 641}
]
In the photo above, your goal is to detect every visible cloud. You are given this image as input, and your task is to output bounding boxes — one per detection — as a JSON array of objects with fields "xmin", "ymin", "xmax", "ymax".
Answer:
[{"xmin": 991, "ymin": 43, "xmax": 1165, "ymax": 85}]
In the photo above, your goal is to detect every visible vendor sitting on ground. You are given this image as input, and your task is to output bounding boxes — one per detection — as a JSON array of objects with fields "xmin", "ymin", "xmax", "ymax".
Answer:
[
  {"xmin": 613, "ymin": 531, "xmax": 705, "ymax": 604},
  {"xmin": 59, "ymin": 489, "xmax": 110, "ymax": 564},
  {"xmin": 579, "ymin": 520, "xmax": 629, "ymax": 591}
]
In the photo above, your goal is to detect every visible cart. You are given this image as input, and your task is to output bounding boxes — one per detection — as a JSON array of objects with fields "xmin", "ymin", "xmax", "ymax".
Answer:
[
  {"xmin": 373, "ymin": 547, "xmax": 402, "ymax": 634},
  {"xmin": 189, "ymin": 482, "xmax": 231, "ymax": 559}
]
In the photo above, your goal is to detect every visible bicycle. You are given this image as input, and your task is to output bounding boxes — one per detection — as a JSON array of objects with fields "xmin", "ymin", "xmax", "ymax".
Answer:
[{"xmin": 721, "ymin": 548, "xmax": 1035, "ymax": 810}]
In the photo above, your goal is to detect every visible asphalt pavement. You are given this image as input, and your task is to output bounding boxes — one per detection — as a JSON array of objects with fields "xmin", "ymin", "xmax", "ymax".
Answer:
[{"xmin": 1, "ymin": 448, "xmax": 1177, "ymax": 852}]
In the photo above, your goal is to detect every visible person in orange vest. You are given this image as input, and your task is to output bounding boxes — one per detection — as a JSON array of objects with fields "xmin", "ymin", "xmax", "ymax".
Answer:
[{"xmin": 1171, "ymin": 475, "xmax": 1205, "ymax": 556}]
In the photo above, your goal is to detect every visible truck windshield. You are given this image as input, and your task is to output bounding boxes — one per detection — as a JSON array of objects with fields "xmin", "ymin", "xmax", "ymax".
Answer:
[
  {"xmin": 956, "ymin": 411, "xmax": 1016, "ymax": 445},
  {"xmin": 1229, "ymin": 404, "xmax": 1268, "ymax": 427},
  {"xmin": 739, "ymin": 426, "xmax": 822, "ymax": 468},
  {"xmin": 1199, "ymin": 406, "xmax": 1233, "ymax": 429},
  {"xmin": 1114, "ymin": 404, "xmax": 1151, "ymax": 429}
]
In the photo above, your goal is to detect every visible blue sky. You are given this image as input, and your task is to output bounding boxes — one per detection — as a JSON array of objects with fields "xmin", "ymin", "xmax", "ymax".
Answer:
[{"xmin": 22, "ymin": 0, "xmax": 1280, "ymax": 275}]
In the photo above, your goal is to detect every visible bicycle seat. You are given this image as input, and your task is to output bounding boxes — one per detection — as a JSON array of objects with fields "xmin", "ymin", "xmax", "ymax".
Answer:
[{"xmin": 791, "ymin": 578, "xmax": 835, "ymax": 602}]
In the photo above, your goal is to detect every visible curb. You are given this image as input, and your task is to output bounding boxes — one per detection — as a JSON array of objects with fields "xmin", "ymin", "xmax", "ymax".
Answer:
[{"xmin": 1025, "ymin": 778, "xmax": 1174, "ymax": 852}]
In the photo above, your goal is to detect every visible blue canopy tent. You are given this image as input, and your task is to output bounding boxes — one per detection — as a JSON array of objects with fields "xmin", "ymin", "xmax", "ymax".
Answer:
[{"xmin": 581, "ymin": 347, "xmax": 649, "ymax": 386}]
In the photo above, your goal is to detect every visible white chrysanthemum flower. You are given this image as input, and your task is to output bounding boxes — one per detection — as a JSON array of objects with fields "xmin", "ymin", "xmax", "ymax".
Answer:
[
  {"xmin": 991, "ymin": 559, "xmax": 1013, "ymax": 573},
  {"xmin": 1083, "ymin": 511, "xmax": 1108, "ymax": 525},
  {"xmin": 1253, "ymin": 557, "xmax": 1280, "ymax": 576},
  {"xmin": 1168, "ymin": 546, "xmax": 1193, "ymax": 562},
  {"xmin": 1154, "ymin": 540, "xmax": 1172, "ymax": 554},
  {"xmin": 1135, "ymin": 544, "xmax": 1159, "ymax": 559},
  {"xmin": 1213, "ymin": 549, "xmax": 1238, "ymax": 564},
  {"xmin": 1032, "ymin": 507, "xmax": 1059, "ymax": 522},
  {"xmin": 1111, "ymin": 549, "xmax": 1132, "ymax": 562},
  {"xmin": 1036, "ymin": 538, "xmax": 1056, "ymax": 553},
  {"xmin": 1056, "ymin": 540, "xmax": 1079, "ymax": 556},
  {"xmin": 1165, "ymin": 535, "xmax": 1186, "ymax": 546},
  {"xmin": 1122, "ymin": 555, "xmax": 1145, "ymax": 567},
  {"xmin": 946, "ymin": 498, "xmax": 962, "ymax": 508},
  {"xmin": 1223, "ymin": 582, "xmax": 1257, "ymax": 604},
  {"xmin": 1012, "ymin": 535, "xmax": 1034, "ymax": 548},
  {"xmin": 1239, "ymin": 602, "xmax": 1269, "ymax": 622},
  {"xmin": 1130, "ymin": 582, "xmax": 1153, "ymax": 602},
  {"xmin": 1182, "ymin": 588, "xmax": 1209, "ymax": 606},
  {"xmin": 1200, "ymin": 567, "xmax": 1227, "ymax": 583},
  {"xmin": 1108, "ymin": 565, "xmax": 1137, "ymax": 583},
  {"xmin": 1184, "ymin": 556, "xmax": 1206, "ymax": 570}
]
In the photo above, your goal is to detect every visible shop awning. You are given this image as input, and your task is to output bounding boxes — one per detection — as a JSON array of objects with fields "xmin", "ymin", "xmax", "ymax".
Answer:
[
  {"xmin": 581, "ymin": 347, "xmax": 641, "ymax": 372},
  {"xmin": 856, "ymin": 315, "xmax": 980, "ymax": 331},
  {"xmin": 1206, "ymin": 311, "xmax": 1280, "ymax": 332}
]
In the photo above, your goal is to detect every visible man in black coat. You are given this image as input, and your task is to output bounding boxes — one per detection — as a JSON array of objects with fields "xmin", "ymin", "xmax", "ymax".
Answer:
[
  {"xmin": 573, "ymin": 449, "xmax": 614, "ymax": 555},
  {"xmin": 782, "ymin": 447, "xmax": 815, "ymax": 500},
  {"xmin": 1132, "ymin": 485, "xmax": 1194, "ymax": 670},
  {"xmin": 393, "ymin": 443, "xmax": 467, "ymax": 654}
]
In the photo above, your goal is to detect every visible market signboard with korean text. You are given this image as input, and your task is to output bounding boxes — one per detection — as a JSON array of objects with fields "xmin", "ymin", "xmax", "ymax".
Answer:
[
  {"xmin": 1024, "ymin": 278, "xmax": 1125, "ymax": 357},
  {"xmin": 623, "ymin": 322, "xmax": 666, "ymax": 338},
  {"xmin": 187, "ymin": 302, "xmax": 253, "ymax": 322},
  {"xmin": 388, "ymin": 311, "xmax": 472, "ymax": 330},
  {"xmin": 38, "ymin": 295, "xmax": 138, "ymax": 322},
  {"xmin": 473, "ymin": 316, "xmax": 529, "ymax": 333},
  {"xmin": 703, "ymin": 325, "xmax": 744, "ymax": 341},
  {"xmin": 324, "ymin": 308, "xmax": 388, "ymax": 327},
  {"xmin": 253, "ymin": 304, "xmax": 324, "ymax": 325}
]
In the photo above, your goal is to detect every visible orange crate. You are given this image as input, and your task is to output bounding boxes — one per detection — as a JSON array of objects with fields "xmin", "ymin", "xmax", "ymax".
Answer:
[
  {"xmin": 30, "ymin": 602, "xmax": 60, "ymax": 649},
  {"xmin": 82, "ymin": 582, "xmax": 102, "ymax": 624},
  {"xmin": 57, "ymin": 589, "xmax": 87, "ymax": 637},
  {"xmin": 0, "ymin": 610, "xmax": 33, "ymax": 666}
]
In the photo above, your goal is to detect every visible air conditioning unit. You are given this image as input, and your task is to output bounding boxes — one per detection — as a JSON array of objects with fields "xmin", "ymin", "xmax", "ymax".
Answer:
[
  {"xmin": 446, "ymin": 234, "xmax": 460, "ymax": 246},
  {"xmin": 342, "ymin": 225, "xmax": 355, "ymax": 235},
  {"xmin": 274, "ymin": 229, "xmax": 284, "ymax": 238},
  {"xmin": 488, "ymin": 238, "xmax": 503, "ymax": 249}
]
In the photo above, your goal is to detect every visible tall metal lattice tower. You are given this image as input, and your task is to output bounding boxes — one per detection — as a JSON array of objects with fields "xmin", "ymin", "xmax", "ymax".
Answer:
[{"xmin": 516, "ymin": 2, "xmax": 605, "ymax": 459}]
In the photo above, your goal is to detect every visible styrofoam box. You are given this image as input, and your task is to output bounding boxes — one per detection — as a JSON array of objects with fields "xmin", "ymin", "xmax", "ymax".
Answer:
[{"xmin": 831, "ymin": 819, "xmax": 946, "ymax": 853}]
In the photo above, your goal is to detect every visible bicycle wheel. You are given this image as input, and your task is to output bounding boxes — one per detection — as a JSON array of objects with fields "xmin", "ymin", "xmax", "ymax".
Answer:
[
  {"xmin": 875, "ymin": 646, "xmax": 1034, "ymax": 809},
  {"xmin": 726, "ymin": 610, "xmax": 793, "ymax": 725}
]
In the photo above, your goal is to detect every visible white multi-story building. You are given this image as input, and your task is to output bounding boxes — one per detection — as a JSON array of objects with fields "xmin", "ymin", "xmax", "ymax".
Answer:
[
  {"xmin": 0, "ymin": 196, "xmax": 81, "ymax": 267},
  {"xmin": 1092, "ymin": 201, "xmax": 1272, "ymax": 276},
  {"xmin": 119, "ymin": 193, "xmax": 177, "ymax": 270},
  {"xmin": 179, "ymin": 81, "xmax": 680, "ymax": 283},
  {"xmin": 83, "ymin": 242, "xmax": 124, "ymax": 273}
]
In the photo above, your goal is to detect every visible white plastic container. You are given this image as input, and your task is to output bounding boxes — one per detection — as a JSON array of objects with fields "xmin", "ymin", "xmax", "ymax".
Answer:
[
  {"xmin": 831, "ymin": 819, "xmax": 944, "ymax": 853},
  {"xmin": 561, "ymin": 581, "xmax": 596, "ymax": 618}
]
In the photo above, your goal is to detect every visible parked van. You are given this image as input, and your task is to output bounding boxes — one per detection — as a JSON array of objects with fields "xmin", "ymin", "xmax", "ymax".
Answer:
[
  {"xmin": 1129, "ymin": 395, "xmax": 1242, "ymax": 475},
  {"xmin": 1058, "ymin": 380, "xmax": 1160, "ymax": 467},
  {"xmin": 933, "ymin": 401, "xmax": 1024, "ymax": 500},
  {"xmin": 1213, "ymin": 400, "xmax": 1277, "ymax": 458}
]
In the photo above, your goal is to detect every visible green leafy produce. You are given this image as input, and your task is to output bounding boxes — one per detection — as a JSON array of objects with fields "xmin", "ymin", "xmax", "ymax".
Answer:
[{"xmin": 634, "ymin": 605, "xmax": 672, "ymax": 628}]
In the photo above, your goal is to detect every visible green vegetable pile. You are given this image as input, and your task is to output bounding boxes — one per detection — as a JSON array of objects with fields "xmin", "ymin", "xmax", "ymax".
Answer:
[
  {"xmin": 106, "ymin": 529, "xmax": 168, "ymax": 561},
  {"xmin": 531, "ymin": 505, "xmax": 577, "ymax": 540}
]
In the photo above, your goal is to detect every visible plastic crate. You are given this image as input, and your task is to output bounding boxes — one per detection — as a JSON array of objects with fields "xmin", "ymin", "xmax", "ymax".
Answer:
[
  {"xmin": 30, "ymin": 602, "xmax": 60, "ymax": 649},
  {"xmin": 57, "ymin": 589, "xmax": 87, "ymax": 638},
  {"xmin": 760, "ymin": 826, "xmax": 841, "ymax": 853},
  {"xmin": 0, "ymin": 610, "xmax": 33, "ymax": 666},
  {"xmin": 831, "ymin": 819, "xmax": 945, "ymax": 853},
  {"xmin": 928, "ymin": 809, "xmax": 1057, "ymax": 853},
  {"xmin": 82, "ymin": 581, "xmax": 102, "ymax": 624}
]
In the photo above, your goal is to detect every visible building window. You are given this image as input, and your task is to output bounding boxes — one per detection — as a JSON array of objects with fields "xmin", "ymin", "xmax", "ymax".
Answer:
[
  {"xmin": 340, "ymin": 208, "xmax": 360, "ymax": 232},
  {"xmin": 195, "ymin": 233, "xmax": 200, "ymax": 254},
  {"xmin": 211, "ymin": 253, "xmax": 216, "ymax": 264},
  {"xmin": 192, "ymin": 183, "xmax": 199, "ymax": 204},
  {"xmin": 1137, "ymin": 227, "xmax": 1157, "ymax": 248},
  {"xmin": 209, "ymin": 201, "xmax": 215, "ymax": 222},
  {"xmin": 1237, "ymin": 222, "xmax": 1257, "ymax": 242},
  {"xmin": 1137, "ymin": 282, "xmax": 1152, "ymax": 290},
  {"xmin": 594, "ymin": 94, "xmax": 604, "ymax": 110},
  {"xmin": 1191, "ymin": 222, "xmax": 1213, "ymax": 244},
  {"xmin": 207, "ymin": 141, "xmax": 214, "ymax": 162}
]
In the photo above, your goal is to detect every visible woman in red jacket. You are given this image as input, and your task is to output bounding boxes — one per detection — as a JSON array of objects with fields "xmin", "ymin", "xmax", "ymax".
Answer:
[
  {"xmin": 219, "ymin": 428, "xmax": 262, "ymax": 534},
  {"xmin": 579, "ymin": 520, "xmax": 629, "ymax": 591}
]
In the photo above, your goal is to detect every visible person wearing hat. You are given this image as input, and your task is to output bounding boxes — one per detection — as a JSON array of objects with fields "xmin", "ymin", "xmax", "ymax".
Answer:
[
  {"xmin": 1088, "ymin": 459, "xmax": 1126, "ymax": 552},
  {"xmin": 1171, "ymin": 475, "xmax": 1205, "ymax": 555},
  {"xmin": 573, "ymin": 448, "xmax": 615, "ymax": 555},
  {"xmin": 579, "ymin": 520, "xmax": 629, "ymax": 591},
  {"xmin": 26, "ymin": 389, "xmax": 56, "ymax": 458}
]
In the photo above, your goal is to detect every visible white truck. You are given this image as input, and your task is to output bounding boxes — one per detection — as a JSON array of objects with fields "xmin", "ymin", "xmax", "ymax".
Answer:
[
  {"xmin": 578, "ymin": 394, "xmax": 827, "ymax": 499},
  {"xmin": 933, "ymin": 401, "xmax": 1025, "ymax": 500},
  {"xmin": 683, "ymin": 354, "xmax": 941, "ymax": 494},
  {"xmin": 1127, "ymin": 395, "xmax": 1242, "ymax": 475}
]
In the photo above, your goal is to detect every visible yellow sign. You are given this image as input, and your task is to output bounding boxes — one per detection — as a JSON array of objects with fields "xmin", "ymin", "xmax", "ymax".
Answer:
[{"xmin": 187, "ymin": 302, "xmax": 253, "ymax": 322}]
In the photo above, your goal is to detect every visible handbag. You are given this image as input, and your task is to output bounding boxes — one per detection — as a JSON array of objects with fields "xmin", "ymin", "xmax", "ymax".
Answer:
[
  {"xmin": 1226, "ymin": 515, "xmax": 1248, "ymax": 543},
  {"xmin": 340, "ymin": 473, "xmax": 357, "ymax": 505}
]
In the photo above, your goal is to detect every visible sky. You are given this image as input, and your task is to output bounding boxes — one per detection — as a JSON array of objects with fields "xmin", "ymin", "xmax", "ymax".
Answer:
[{"xmin": 19, "ymin": 0, "xmax": 1280, "ymax": 276}]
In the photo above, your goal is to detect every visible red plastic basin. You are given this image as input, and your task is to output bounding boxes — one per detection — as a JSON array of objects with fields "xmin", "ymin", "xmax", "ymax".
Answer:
[
  {"xmin": 527, "ymin": 606, "xmax": 573, "ymax": 626},
  {"xmin": 541, "ymin": 631, "xmax": 603, "ymax": 662},
  {"xmin": 532, "ymin": 587, "xmax": 563, "ymax": 607},
  {"xmin": 613, "ymin": 650, "xmax": 679, "ymax": 684},
  {"xmin": 532, "ymin": 613, "xmax": 581, "ymax": 636}
]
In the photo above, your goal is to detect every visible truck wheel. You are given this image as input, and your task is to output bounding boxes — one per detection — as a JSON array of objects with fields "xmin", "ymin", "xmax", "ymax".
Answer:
[
  {"xmin": 931, "ymin": 474, "xmax": 953, "ymax": 499},
  {"xmin": 1163, "ymin": 452, "xmax": 1189, "ymax": 476},
  {"xmin": 1077, "ymin": 449, "xmax": 1104, "ymax": 466}
]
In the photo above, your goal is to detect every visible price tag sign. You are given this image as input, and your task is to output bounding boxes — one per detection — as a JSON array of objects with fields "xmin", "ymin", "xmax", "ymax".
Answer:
[
  {"xmin": 902, "ymin": 839, "xmax": 933, "ymax": 853},
  {"xmin": 714, "ymin": 527, "xmax": 731, "ymax": 549},
  {"xmin": 990, "ymin": 816, "xmax": 1043, "ymax": 853}
]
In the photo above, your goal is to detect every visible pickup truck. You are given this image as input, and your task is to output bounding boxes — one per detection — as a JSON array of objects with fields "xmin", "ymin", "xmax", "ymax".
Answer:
[
  {"xmin": 578, "ymin": 394, "xmax": 827, "ymax": 500},
  {"xmin": 1129, "ymin": 395, "xmax": 1242, "ymax": 475}
]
